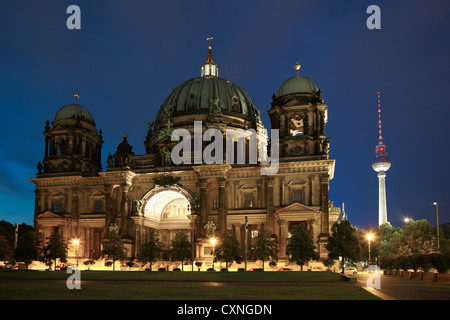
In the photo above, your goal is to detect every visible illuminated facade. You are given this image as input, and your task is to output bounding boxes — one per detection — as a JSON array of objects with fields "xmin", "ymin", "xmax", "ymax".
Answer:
[{"xmin": 30, "ymin": 41, "xmax": 338, "ymax": 269}]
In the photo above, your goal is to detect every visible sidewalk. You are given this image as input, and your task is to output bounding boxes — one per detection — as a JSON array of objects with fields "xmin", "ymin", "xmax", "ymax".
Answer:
[{"xmin": 356, "ymin": 273, "xmax": 450, "ymax": 300}]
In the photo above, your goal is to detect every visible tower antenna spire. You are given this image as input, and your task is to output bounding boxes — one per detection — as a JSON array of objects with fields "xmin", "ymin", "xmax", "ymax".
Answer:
[{"xmin": 378, "ymin": 91, "xmax": 383, "ymax": 145}]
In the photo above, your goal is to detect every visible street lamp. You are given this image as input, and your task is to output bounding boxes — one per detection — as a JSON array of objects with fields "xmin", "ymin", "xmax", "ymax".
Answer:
[
  {"xmin": 367, "ymin": 234, "xmax": 373, "ymax": 265},
  {"xmin": 404, "ymin": 218, "xmax": 410, "ymax": 223},
  {"xmin": 433, "ymin": 202, "xmax": 440, "ymax": 249},
  {"xmin": 210, "ymin": 237, "xmax": 216, "ymax": 269}
]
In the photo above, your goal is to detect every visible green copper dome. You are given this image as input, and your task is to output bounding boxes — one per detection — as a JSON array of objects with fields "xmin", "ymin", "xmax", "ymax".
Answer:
[
  {"xmin": 54, "ymin": 103, "xmax": 96, "ymax": 125},
  {"xmin": 155, "ymin": 76, "xmax": 260, "ymax": 126},
  {"xmin": 276, "ymin": 75, "xmax": 319, "ymax": 97}
]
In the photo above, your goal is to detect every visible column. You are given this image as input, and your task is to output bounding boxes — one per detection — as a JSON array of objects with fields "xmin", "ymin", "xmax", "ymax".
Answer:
[
  {"xmin": 71, "ymin": 186, "xmax": 79, "ymax": 221},
  {"xmin": 121, "ymin": 184, "xmax": 131, "ymax": 238},
  {"xmin": 234, "ymin": 223, "xmax": 242, "ymax": 246},
  {"xmin": 34, "ymin": 190, "xmax": 41, "ymax": 220},
  {"xmin": 320, "ymin": 174, "xmax": 330, "ymax": 235},
  {"xmin": 218, "ymin": 178, "xmax": 228, "ymax": 235},
  {"xmin": 199, "ymin": 179, "xmax": 208, "ymax": 232},
  {"xmin": 279, "ymin": 219, "xmax": 288, "ymax": 259},
  {"xmin": 45, "ymin": 137, "xmax": 49, "ymax": 158},
  {"xmin": 266, "ymin": 177, "xmax": 274, "ymax": 233}
]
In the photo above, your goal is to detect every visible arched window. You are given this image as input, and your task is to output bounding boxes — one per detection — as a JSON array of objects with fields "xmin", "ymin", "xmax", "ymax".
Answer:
[
  {"xmin": 58, "ymin": 139, "xmax": 67, "ymax": 155},
  {"xmin": 54, "ymin": 199, "xmax": 62, "ymax": 213}
]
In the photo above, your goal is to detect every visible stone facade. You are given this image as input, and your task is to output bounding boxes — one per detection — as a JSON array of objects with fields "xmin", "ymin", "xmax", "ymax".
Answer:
[{"xmin": 30, "ymin": 53, "xmax": 339, "ymax": 268}]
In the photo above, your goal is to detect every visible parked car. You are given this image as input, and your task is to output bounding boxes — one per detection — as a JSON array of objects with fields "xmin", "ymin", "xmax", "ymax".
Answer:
[
  {"xmin": 247, "ymin": 268, "xmax": 264, "ymax": 272},
  {"xmin": 343, "ymin": 267, "xmax": 358, "ymax": 275},
  {"xmin": 277, "ymin": 268, "xmax": 293, "ymax": 272}
]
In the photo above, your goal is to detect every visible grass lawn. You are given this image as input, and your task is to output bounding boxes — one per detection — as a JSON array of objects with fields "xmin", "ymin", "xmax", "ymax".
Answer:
[{"xmin": 0, "ymin": 270, "xmax": 379, "ymax": 300}]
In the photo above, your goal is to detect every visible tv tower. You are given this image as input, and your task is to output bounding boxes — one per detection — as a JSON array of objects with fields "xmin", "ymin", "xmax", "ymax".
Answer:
[{"xmin": 372, "ymin": 92, "xmax": 391, "ymax": 226}]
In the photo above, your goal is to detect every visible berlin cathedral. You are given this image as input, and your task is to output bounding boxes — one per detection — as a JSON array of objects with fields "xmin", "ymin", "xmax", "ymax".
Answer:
[{"xmin": 30, "ymin": 39, "xmax": 340, "ymax": 269}]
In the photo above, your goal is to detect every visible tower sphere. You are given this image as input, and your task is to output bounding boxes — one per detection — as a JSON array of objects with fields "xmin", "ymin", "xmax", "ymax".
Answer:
[{"xmin": 372, "ymin": 145, "xmax": 391, "ymax": 172}]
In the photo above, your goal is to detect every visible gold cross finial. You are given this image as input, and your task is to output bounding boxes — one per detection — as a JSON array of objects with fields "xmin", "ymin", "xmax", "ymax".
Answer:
[
  {"xmin": 74, "ymin": 90, "xmax": 79, "ymax": 104},
  {"xmin": 294, "ymin": 59, "xmax": 301, "ymax": 76},
  {"xmin": 206, "ymin": 35, "xmax": 214, "ymax": 49}
]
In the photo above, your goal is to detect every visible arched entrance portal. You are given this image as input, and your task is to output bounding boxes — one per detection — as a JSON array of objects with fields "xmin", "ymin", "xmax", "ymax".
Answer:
[
  {"xmin": 136, "ymin": 186, "xmax": 198, "ymax": 265},
  {"xmin": 143, "ymin": 190, "xmax": 190, "ymax": 223}
]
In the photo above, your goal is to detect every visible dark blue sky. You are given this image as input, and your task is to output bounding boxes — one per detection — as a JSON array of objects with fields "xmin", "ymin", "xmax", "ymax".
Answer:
[{"xmin": 1, "ymin": 0, "xmax": 449, "ymax": 229}]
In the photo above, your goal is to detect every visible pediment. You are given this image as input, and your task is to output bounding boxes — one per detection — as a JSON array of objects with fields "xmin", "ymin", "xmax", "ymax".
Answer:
[
  {"xmin": 282, "ymin": 98, "xmax": 310, "ymax": 108},
  {"xmin": 37, "ymin": 211, "xmax": 65, "ymax": 219},
  {"xmin": 275, "ymin": 202, "xmax": 318, "ymax": 214}
]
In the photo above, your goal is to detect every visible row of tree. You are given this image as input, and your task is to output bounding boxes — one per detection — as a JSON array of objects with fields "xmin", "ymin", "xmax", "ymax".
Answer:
[
  {"xmin": 2, "ymin": 218, "xmax": 449, "ymax": 272},
  {"xmin": 359, "ymin": 219, "xmax": 450, "ymax": 272}
]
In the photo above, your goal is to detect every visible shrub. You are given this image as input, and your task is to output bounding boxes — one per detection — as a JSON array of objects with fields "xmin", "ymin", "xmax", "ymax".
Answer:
[
  {"xmin": 237, "ymin": 268, "xmax": 246, "ymax": 272},
  {"xmin": 173, "ymin": 268, "xmax": 181, "ymax": 271},
  {"xmin": 220, "ymin": 268, "xmax": 228, "ymax": 272},
  {"xmin": 158, "ymin": 267, "xmax": 166, "ymax": 272},
  {"xmin": 428, "ymin": 253, "xmax": 450, "ymax": 273},
  {"xmin": 206, "ymin": 268, "xmax": 215, "ymax": 272},
  {"xmin": 379, "ymin": 257, "xmax": 395, "ymax": 270},
  {"xmin": 322, "ymin": 259, "xmax": 335, "ymax": 270},
  {"xmin": 416, "ymin": 254, "xmax": 433, "ymax": 272},
  {"xmin": 396, "ymin": 256, "xmax": 413, "ymax": 271}
]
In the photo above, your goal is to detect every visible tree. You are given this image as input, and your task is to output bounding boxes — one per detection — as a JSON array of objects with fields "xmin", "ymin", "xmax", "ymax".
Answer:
[
  {"xmin": 322, "ymin": 258, "xmax": 335, "ymax": 271},
  {"xmin": 138, "ymin": 230, "xmax": 163, "ymax": 271},
  {"xmin": 0, "ymin": 221, "xmax": 34, "ymax": 261},
  {"xmin": 168, "ymin": 231, "xmax": 192, "ymax": 271},
  {"xmin": 101, "ymin": 224, "xmax": 126, "ymax": 271},
  {"xmin": 286, "ymin": 225, "xmax": 319, "ymax": 271},
  {"xmin": 42, "ymin": 232, "xmax": 68, "ymax": 270},
  {"xmin": 392, "ymin": 219, "xmax": 437, "ymax": 256},
  {"xmin": 326, "ymin": 220, "xmax": 361, "ymax": 273},
  {"xmin": 0, "ymin": 234, "xmax": 13, "ymax": 261},
  {"xmin": 13, "ymin": 231, "xmax": 40, "ymax": 268},
  {"xmin": 215, "ymin": 229, "xmax": 242, "ymax": 269},
  {"xmin": 83, "ymin": 259, "xmax": 95, "ymax": 270},
  {"xmin": 374, "ymin": 222, "xmax": 402, "ymax": 263},
  {"xmin": 254, "ymin": 226, "xmax": 278, "ymax": 270}
]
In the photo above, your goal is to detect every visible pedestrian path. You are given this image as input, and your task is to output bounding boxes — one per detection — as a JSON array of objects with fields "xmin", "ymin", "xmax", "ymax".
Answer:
[{"xmin": 355, "ymin": 273, "xmax": 450, "ymax": 300}]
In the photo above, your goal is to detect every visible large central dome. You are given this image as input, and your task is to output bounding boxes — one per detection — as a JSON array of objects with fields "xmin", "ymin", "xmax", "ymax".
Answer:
[
  {"xmin": 153, "ymin": 40, "xmax": 262, "ymax": 130},
  {"xmin": 154, "ymin": 76, "xmax": 259, "ymax": 126},
  {"xmin": 146, "ymin": 39, "xmax": 266, "ymax": 159}
]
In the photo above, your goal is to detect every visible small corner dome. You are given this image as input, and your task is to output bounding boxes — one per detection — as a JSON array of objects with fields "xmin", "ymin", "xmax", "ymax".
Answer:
[
  {"xmin": 276, "ymin": 75, "xmax": 319, "ymax": 97},
  {"xmin": 54, "ymin": 103, "xmax": 96, "ymax": 126}
]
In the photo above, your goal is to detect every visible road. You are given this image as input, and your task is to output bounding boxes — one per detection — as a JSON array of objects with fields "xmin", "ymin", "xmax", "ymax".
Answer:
[{"xmin": 353, "ymin": 272, "xmax": 450, "ymax": 300}]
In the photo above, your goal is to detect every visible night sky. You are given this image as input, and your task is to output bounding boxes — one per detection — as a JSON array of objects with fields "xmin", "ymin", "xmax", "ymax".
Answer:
[{"xmin": 1, "ymin": 0, "xmax": 449, "ymax": 229}]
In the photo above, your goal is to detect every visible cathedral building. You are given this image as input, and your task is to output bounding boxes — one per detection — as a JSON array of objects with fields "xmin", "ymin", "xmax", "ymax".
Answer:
[{"xmin": 29, "ymin": 41, "xmax": 338, "ymax": 269}]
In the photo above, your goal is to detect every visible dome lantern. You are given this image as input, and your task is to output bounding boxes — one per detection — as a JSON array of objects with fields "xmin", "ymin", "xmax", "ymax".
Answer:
[{"xmin": 201, "ymin": 35, "xmax": 218, "ymax": 77}]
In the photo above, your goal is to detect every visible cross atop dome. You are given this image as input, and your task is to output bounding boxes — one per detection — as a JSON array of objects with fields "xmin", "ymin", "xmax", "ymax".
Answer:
[
  {"xmin": 294, "ymin": 60, "xmax": 301, "ymax": 76},
  {"xmin": 206, "ymin": 35, "xmax": 214, "ymax": 49}
]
